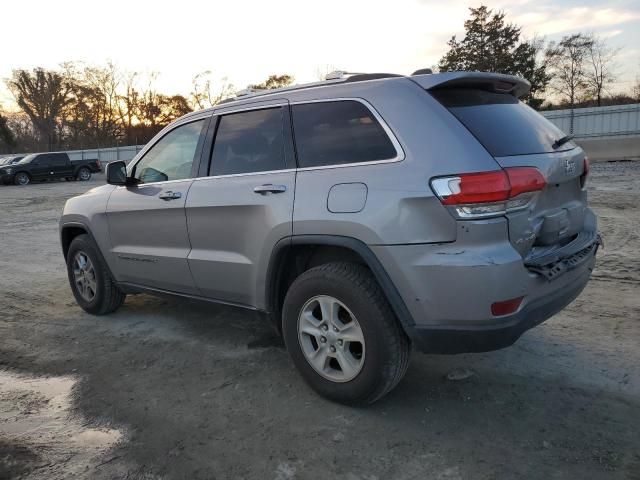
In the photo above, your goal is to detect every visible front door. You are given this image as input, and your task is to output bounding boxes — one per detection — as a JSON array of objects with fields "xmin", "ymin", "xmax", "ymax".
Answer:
[
  {"xmin": 30, "ymin": 155, "xmax": 51, "ymax": 180},
  {"xmin": 186, "ymin": 103, "xmax": 296, "ymax": 308},
  {"xmin": 106, "ymin": 117, "xmax": 209, "ymax": 294}
]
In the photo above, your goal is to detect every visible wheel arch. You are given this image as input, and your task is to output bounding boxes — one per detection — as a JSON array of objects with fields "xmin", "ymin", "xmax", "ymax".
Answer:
[
  {"xmin": 265, "ymin": 235, "xmax": 416, "ymax": 338},
  {"xmin": 60, "ymin": 222, "xmax": 118, "ymax": 284}
]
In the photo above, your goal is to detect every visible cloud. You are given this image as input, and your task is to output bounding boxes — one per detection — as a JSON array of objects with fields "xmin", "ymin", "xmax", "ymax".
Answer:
[{"xmin": 511, "ymin": 6, "xmax": 640, "ymax": 36}]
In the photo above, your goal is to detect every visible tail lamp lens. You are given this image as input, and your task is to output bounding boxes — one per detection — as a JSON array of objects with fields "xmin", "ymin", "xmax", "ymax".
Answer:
[
  {"xmin": 580, "ymin": 157, "xmax": 589, "ymax": 189},
  {"xmin": 491, "ymin": 296, "xmax": 524, "ymax": 316},
  {"xmin": 431, "ymin": 167, "xmax": 546, "ymax": 218}
]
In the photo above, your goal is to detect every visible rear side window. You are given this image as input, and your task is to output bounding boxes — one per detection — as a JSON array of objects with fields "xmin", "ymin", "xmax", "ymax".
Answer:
[
  {"xmin": 50, "ymin": 155, "xmax": 67, "ymax": 167},
  {"xmin": 291, "ymin": 101, "xmax": 397, "ymax": 168},
  {"xmin": 430, "ymin": 88, "xmax": 572, "ymax": 157},
  {"xmin": 211, "ymin": 107, "xmax": 286, "ymax": 176}
]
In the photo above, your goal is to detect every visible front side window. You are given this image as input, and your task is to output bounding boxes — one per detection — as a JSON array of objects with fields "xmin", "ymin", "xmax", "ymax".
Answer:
[
  {"xmin": 33, "ymin": 155, "xmax": 50, "ymax": 166},
  {"xmin": 291, "ymin": 100, "xmax": 397, "ymax": 168},
  {"xmin": 133, "ymin": 119, "xmax": 206, "ymax": 183},
  {"xmin": 210, "ymin": 107, "xmax": 286, "ymax": 176}
]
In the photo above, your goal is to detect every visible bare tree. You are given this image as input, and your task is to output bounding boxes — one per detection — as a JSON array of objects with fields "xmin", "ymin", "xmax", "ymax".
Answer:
[
  {"xmin": 545, "ymin": 34, "xmax": 594, "ymax": 108},
  {"xmin": 0, "ymin": 110, "xmax": 16, "ymax": 153},
  {"xmin": 545, "ymin": 34, "xmax": 594, "ymax": 132},
  {"xmin": 7, "ymin": 68, "xmax": 72, "ymax": 150},
  {"xmin": 117, "ymin": 72, "xmax": 140, "ymax": 144},
  {"xmin": 190, "ymin": 71, "xmax": 235, "ymax": 109},
  {"xmin": 249, "ymin": 74, "xmax": 294, "ymax": 90},
  {"xmin": 586, "ymin": 34, "xmax": 620, "ymax": 106},
  {"xmin": 632, "ymin": 69, "xmax": 640, "ymax": 102}
]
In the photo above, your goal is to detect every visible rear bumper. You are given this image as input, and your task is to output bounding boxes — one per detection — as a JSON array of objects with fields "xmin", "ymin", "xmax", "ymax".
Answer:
[
  {"xmin": 371, "ymin": 214, "xmax": 598, "ymax": 354},
  {"xmin": 407, "ymin": 265, "xmax": 591, "ymax": 353}
]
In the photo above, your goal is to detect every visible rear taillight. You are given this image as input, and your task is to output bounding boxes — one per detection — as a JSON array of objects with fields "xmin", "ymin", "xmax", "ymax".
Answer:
[
  {"xmin": 580, "ymin": 157, "xmax": 589, "ymax": 189},
  {"xmin": 491, "ymin": 296, "xmax": 524, "ymax": 316},
  {"xmin": 431, "ymin": 167, "xmax": 546, "ymax": 219}
]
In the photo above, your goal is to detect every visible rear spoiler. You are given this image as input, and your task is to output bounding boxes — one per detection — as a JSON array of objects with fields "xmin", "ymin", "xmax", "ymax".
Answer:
[{"xmin": 411, "ymin": 71, "xmax": 531, "ymax": 99}]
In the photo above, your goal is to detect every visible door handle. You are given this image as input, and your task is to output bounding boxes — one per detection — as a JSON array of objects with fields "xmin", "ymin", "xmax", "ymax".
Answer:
[
  {"xmin": 253, "ymin": 184, "xmax": 287, "ymax": 195},
  {"xmin": 158, "ymin": 191, "xmax": 182, "ymax": 200}
]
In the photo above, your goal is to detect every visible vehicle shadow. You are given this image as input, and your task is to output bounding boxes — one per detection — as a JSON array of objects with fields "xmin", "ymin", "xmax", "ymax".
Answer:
[{"xmin": 64, "ymin": 293, "xmax": 639, "ymax": 480}]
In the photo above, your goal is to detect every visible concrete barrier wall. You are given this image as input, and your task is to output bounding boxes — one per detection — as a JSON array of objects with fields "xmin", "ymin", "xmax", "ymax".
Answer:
[
  {"xmin": 541, "ymin": 104, "xmax": 640, "ymax": 161},
  {"xmin": 574, "ymin": 135, "xmax": 640, "ymax": 162}
]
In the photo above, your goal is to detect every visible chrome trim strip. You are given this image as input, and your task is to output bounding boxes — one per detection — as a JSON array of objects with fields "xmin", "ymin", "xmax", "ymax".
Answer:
[
  {"xmin": 193, "ymin": 168, "xmax": 296, "ymax": 182},
  {"xmin": 212, "ymin": 101, "xmax": 289, "ymax": 116},
  {"xmin": 114, "ymin": 178, "xmax": 195, "ymax": 188},
  {"xmin": 129, "ymin": 97, "xmax": 404, "ymax": 183}
]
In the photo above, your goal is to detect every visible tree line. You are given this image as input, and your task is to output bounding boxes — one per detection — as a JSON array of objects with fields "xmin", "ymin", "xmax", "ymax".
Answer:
[{"xmin": 1, "ymin": 5, "xmax": 638, "ymax": 154}]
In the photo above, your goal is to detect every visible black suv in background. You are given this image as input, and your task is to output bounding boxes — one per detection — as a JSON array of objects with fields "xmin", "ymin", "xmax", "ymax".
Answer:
[
  {"xmin": 0, "ymin": 152, "xmax": 101, "ymax": 185},
  {"xmin": 0, "ymin": 155, "xmax": 24, "ymax": 166}
]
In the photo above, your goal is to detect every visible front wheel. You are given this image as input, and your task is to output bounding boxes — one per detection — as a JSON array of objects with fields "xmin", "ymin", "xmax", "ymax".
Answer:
[
  {"xmin": 76, "ymin": 167, "xmax": 91, "ymax": 181},
  {"xmin": 66, "ymin": 234, "xmax": 125, "ymax": 315},
  {"xmin": 13, "ymin": 172, "xmax": 30, "ymax": 186},
  {"xmin": 282, "ymin": 262, "xmax": 410, "ymax": 405}
]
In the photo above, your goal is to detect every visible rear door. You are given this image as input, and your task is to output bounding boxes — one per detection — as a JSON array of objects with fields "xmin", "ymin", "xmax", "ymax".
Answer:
[
  {"xmin": 185, "ymin": 101, "xmax": 296, "ymax": 307},
  {"xmin": 106, "ymin": 116, "xmax": 209, "ymax": 294},
  {"xmin": 429, "ymin": 87, "xmax": 591, "ymax": 258},
  {"xmin": 50, "ymin": 153, "xmax": 74, "ymax": 177}
]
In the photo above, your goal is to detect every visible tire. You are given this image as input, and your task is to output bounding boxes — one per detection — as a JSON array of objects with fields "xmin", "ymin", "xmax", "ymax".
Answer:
[
  {"xmin": 76, "ymin": 167, "xmax": 91, "ymax": 181},
  {"xmin": 13, "ymin": 172, "xmax": 30, "ymax": 186},
  {"xmin": 66, "ymin": 234, "xmax": 125, "ymax": 315},
  {"xmin": 282, "ymin": 262, "xmax": 410, "ymax": 405}
]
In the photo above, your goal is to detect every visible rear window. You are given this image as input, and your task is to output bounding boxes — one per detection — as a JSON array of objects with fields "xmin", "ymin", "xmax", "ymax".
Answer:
[
  {"xmin": 291, "ymin": 100, "xmax": 397, "ymax": 168},
  {"xmin": 211, "ymin": 107, "xmax": 286, "ymax": 176},
  {"xmin": 430, "ymin": 88, "xmax": 573, "ymax": 157}
]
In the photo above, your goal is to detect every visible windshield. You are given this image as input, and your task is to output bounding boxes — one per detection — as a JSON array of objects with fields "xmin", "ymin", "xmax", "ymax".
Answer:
[
  {"xmin": 430, "ymin": 88, "xmax": 576, "ymax": 157},
  {"xmin": 17, "ymin": 154, "xmax": 37, "ymax": 164}
]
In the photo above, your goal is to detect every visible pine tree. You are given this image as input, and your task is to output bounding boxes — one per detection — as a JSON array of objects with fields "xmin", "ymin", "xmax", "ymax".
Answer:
[{"xmin": 439, "ymin": 6, "xmax": 549, "ymax": 108}]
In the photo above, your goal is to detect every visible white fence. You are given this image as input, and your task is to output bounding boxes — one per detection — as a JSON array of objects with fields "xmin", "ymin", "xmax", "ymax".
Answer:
[
  {"xmin": 1, "ymin": 145, "xmax": 146, "ymax": 164},
  {"xmin": 65, "ymin": 145, "xmax": 146, "ymax": 164},
  {"xmin": 541, "ymin": 103, "xmax": 640, "ymax": 139}
]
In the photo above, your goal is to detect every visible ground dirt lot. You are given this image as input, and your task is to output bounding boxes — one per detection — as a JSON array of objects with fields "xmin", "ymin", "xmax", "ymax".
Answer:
[{"xmin": 1, "ymin": 165, "xmax": 639, "ymax": 480}]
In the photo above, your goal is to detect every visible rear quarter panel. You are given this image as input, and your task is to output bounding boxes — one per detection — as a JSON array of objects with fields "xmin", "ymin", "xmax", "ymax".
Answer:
[{"xmin": 289, "ymin": 78, "xmax": 501, "ymax": 245}]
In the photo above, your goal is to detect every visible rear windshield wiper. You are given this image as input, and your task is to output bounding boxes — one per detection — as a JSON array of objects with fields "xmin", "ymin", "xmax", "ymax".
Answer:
[{"xmin": 552, "ymin": 135, "xmax": 574, "ymax": 149}]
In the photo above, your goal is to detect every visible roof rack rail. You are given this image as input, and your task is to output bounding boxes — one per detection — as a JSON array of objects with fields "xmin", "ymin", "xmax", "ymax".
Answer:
[
  {"xmin": 218, "ymin": 69, "xmax": 412, "ymax": 105},
  {"xmin": 236, "ymin": 87, "xmax": 268, "ymax": 97},
  {"xmin": 345, "ymin": 73, "xmax": 404, "ymax": 82}
]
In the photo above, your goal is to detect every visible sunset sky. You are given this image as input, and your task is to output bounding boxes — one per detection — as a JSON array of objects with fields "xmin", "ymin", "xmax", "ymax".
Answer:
[{"xmin": 1, "ymin": 0, "xmax": 639, "ymax": 108}]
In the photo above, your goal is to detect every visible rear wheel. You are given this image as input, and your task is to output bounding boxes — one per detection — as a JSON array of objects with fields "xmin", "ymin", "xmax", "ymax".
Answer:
[
  {"xmin": 76, "ymin": 167, "xmax": 91, "ymax": 181},
  {"xmin": 282, "ymin": 262, "xmax": 410, "ymax": 405},
  {"xmin": 13, "ymin": 172, "xmax": 30, "ymax": 186},
  {"xmin": 66, "ymin": 234, "xmax": 125, "ymax": 315}
]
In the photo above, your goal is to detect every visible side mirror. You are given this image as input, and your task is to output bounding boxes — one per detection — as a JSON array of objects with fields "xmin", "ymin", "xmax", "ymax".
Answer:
[{"xmin": 106, "ymin": 161, "xmax": 128, "ymax": 185}]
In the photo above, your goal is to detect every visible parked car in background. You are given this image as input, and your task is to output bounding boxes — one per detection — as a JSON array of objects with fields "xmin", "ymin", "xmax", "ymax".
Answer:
[
  {"xmin": 60, "ymin": 70, "xmax": 599, "ymax": 405},
  {"xmin": 0, "ymin": 155, "xmax": 24, "ymax": 166},
  {"xmin": 0, "ymin": 152, "xmax": 101, "ymax": 185}
]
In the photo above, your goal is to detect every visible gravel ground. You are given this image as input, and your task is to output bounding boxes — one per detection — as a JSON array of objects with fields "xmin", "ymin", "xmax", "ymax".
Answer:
[{"xmin": 0, "ymin": 165, "xmax": 639, "ymax": 480}]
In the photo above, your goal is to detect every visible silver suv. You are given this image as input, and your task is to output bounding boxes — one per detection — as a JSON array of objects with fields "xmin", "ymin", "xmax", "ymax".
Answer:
[{"xmin": 60, "ymin": 71, "xmax": 599, "ymax": 404}]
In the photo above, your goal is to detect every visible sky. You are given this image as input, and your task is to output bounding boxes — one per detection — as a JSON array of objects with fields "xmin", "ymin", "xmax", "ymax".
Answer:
[{"xmin": 1, "ymin": 0, "xmax": 639, "ymax": 109}]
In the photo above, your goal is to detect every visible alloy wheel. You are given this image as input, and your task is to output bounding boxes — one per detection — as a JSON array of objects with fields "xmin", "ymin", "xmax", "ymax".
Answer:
[
  {"xmin": 73, "ymin": 251, "xmax": 97, "ymax": 302},
  {"xmin": 297, "ymin": 295, "xmax": 365, "ymax": 382}
]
